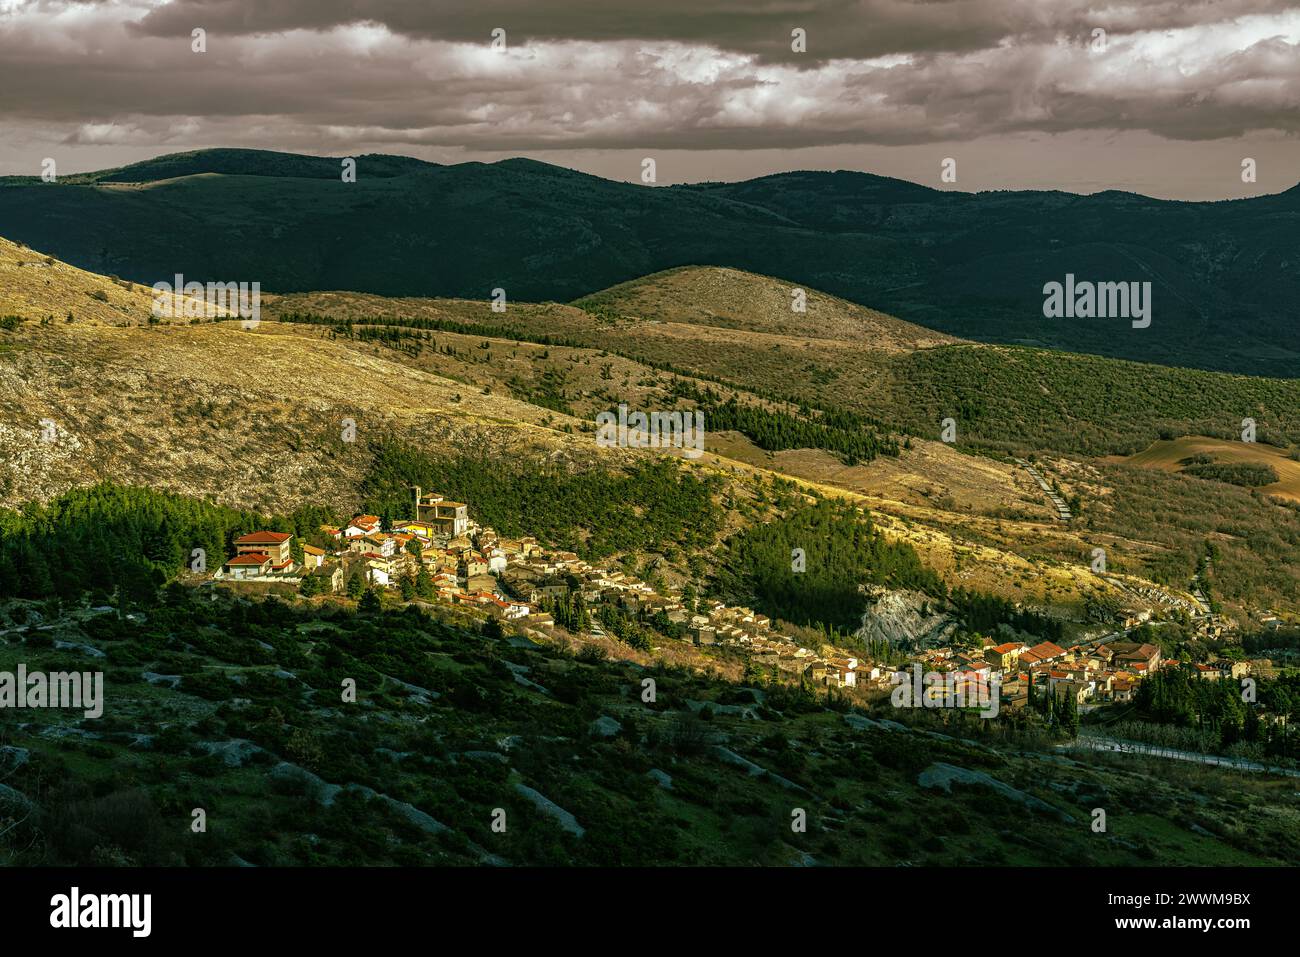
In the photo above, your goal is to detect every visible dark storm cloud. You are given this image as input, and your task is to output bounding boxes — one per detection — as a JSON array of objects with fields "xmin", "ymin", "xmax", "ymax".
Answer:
[
  {"xmin": 0, "ymin": 0, "xmax": 1297, "ymax": 193},
  {"xmin": 128, "ymin": 0, "xmax": 1015, "ymax": 61},
  {"xmin": 125, "ymin": 0, "xmax": 1300, "ymax": 63}
]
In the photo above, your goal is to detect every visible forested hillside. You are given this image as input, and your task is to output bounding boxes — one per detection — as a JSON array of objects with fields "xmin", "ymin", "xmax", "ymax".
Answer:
[{"xmin": 4, "ymin": 149, "xmax": 1299, "ymax": 374}]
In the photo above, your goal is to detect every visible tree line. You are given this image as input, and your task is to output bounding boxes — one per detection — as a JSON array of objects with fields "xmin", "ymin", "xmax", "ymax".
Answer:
[
  {"xmin": 668, "ymin": 380, "xmax": 899, "ymax": 465},
  {"xmin": 275, "ymin": 310, "xmax": 584, "ymax": 349}
]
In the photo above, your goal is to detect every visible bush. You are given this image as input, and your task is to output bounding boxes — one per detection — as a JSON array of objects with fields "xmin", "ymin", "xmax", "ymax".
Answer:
[
  {"xmin": 657, "ymin": 713, "xmax": 711, "ymax": 757},
  {"xmin": 576, "ymin": 643, "xmax": 608, "ymax": 664},
  {"xmin": 44, "ymin": 786, "xmax": 178, "ymax": 865},
  {"xmin": 358, "ymin": 588, "xmax": 382, "ymax": 615}
]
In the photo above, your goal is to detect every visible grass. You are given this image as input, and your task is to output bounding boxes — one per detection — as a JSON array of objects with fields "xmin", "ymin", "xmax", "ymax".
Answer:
[
  {"xmin": 1116, "ymin": 436, "xmax": 1300, "ymax": 501},
  {"xmin": 5, "ymin": 591, "xmax": 1296, "ymax": 866}
]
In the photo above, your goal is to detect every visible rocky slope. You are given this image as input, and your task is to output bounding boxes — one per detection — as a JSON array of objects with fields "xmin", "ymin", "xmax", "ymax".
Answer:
[{"xmin": 855, "ymin": 586, "xmax": 962, "ymax": 650}]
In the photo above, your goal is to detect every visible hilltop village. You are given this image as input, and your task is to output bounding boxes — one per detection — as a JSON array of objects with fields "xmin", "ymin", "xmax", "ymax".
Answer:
[
  {"xmin": 212, "ymin": 489, "xmax": 863, "ymax": 679},
  {"xmin": 211, "ymin": 489, "xmax": 1277, "ymax": 715}
]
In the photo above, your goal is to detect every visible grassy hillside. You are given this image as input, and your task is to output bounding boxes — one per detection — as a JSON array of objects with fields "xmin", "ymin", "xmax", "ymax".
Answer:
[
  {"xmin": 3, "ymin": 149, "xmax": 1299, "ymax": 375},
  {"xmin": 265, "ymin": 267, "xmax": 1300, "ymax": 460},
  {"xmin": 0, "ymin": 237, "xmax": 605, "ymax": 514},
  {"xmin": 8, "ymin": 240, "xmax": 1300, "ymax": 616},
  {"xmin": 572, "ymin": 265, "xmax": 958, "ymax": 349},
  {"xmin": 0, "ymin": 236, "xmax": 192, "ymax": 327},
  {"xmin": 3, "ymin": 589, "xmax": 1296, "ymax": 867},
  {"xmin": 1115, "ymin": 436, "xmax": 1300, "ymax": 501}
]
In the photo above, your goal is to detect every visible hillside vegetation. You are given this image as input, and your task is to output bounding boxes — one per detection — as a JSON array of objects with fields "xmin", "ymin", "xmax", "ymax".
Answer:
[
  {"xmin": 6, "ymin": 239, "xmax": 1300, "ymax": 616},
  {"xmin": 890, "ymin": 346, "xmax": 1300, "ymax": 456},
  {"xmin": 265, "ymin": 266, "xmax": 1300, "ymax": 460},
  {"xmin": 2, "ymin": 148, "xmax": 1299, "ymax": 374},
  {"xmin": 4, "ymin": 588, "xmax": 1296, "ymax": 867}
]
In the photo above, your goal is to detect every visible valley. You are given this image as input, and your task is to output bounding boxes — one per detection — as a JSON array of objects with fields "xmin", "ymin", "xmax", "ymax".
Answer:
[
  {"xmin": 2, "ymin": 215, "xmax": 1298, "ymax": 869},
  {"xmin": 2, "ymin": 0, "xmax": 1298, "ymax": 917}
]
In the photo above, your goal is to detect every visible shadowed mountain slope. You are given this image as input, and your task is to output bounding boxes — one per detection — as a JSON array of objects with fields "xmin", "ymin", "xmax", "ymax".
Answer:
[{"xmin": 1, "ymin": 149, "xmax": 1297, "ymax": 375}]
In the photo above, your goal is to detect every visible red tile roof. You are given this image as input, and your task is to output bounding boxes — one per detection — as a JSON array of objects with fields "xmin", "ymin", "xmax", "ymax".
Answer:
[
  {"xmin": 234, "ymin": 531, "xmax": 291, "ymax": 545},
  {"xmin": 1027, "ymin": 641, "xmax": 1067, "ymax": 659},
  {"xmin": 226, "ymin": 553, "xmax": 271, "ymax": 566}
]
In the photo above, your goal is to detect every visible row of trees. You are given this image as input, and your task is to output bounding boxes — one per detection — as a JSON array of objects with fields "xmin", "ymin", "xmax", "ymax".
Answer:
[
  {"xmin": 1132, "ymin": 664, "xmax": 1299, "ymax": 758},
  {"xmin": 541, "ymin": 592, "xmax": 592, "ymax": 633},
  {"xmin": 1182, "ymin": 461, "xmax": 1280, "ymax": 488},
  {"xmin": 1027, "ymin": 676, "xmax": 1080, "ymax": 736},
  {"xmin": 1134, "ymin": 665, "xmax": 1252, "ymax": 750},
  {"xmin": 276, "ymin": 310, "xmax": 583, "ymax": 349}
]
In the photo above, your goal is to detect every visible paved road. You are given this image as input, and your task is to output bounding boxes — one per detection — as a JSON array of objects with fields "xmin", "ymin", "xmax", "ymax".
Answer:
[{"xmin": 1066, "ymin": 732, "xmax": 1300, "ymax": 778}]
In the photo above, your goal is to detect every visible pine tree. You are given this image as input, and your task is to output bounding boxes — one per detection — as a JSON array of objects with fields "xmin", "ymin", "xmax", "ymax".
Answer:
[
  {"xmin": 1062, "ymin": 689, "xmax": 1079, "ymax": 737},
  {"xmin": 415, "ymin": 565, "xmax": 435, "ymax": 599},
  {"xmin": 573, "ymin": 594, "xmax": 591, "ymax": 632},
  {"xmin": 358, "ymin": 587, "xmax": 382, "ymax": 614},
  {"xmin": 347, "ymin": 571, "xmax": 365, "ymax": 600}
]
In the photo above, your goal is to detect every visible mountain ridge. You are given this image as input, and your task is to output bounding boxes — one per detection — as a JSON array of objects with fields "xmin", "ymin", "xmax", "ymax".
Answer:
[
  {"xmin": 9, "ymin": 147, "xmax": 1298, "ymax": 200},
  {"xmin": 2, "ymin": 147, "xmax": 1296, "ymax": 376}
]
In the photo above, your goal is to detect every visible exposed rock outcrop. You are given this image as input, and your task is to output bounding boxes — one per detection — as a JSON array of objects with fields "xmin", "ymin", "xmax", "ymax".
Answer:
[{"xmin": 854, "ymin": 586, "xmax": 960, "ymax": 650}]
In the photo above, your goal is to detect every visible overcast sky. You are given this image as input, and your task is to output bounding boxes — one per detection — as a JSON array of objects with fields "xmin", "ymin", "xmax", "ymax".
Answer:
[{"xmin": 1, "ymin": 0, "xmax": 1297, "ymax": 199}]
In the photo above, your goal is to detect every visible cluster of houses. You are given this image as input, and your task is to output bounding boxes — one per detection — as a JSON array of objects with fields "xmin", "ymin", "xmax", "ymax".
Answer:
[
  {"xmin": 216, "ymin": 489, "xmax": 544, "ymax": 617},
  {"xmin": 695, "ymin": 606, "xmax": 870, "ymax": 689},
  {"xmin": 220, "ymin": 531, "xmax": 298, "ymax": 579},
  {"xmin": 210, "ymin": 488, "xmax": 1277, "ymax": 713},
  {"xmin": 894, "ymin": 635, "xmax": 1257, "ymax": 711},
  {"xmin": 209, "ymin": 487, "xmax": 870, "ymax": 684},
  {"xmin": 212, "ymin": 488, "xmax": 697, "ymax": 630}
]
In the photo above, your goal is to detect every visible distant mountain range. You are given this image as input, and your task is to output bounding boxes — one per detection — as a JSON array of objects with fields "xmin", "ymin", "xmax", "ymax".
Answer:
[{"xmin": 3, "ymin": 148, "xmax": 1297, "ymax": 376}]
